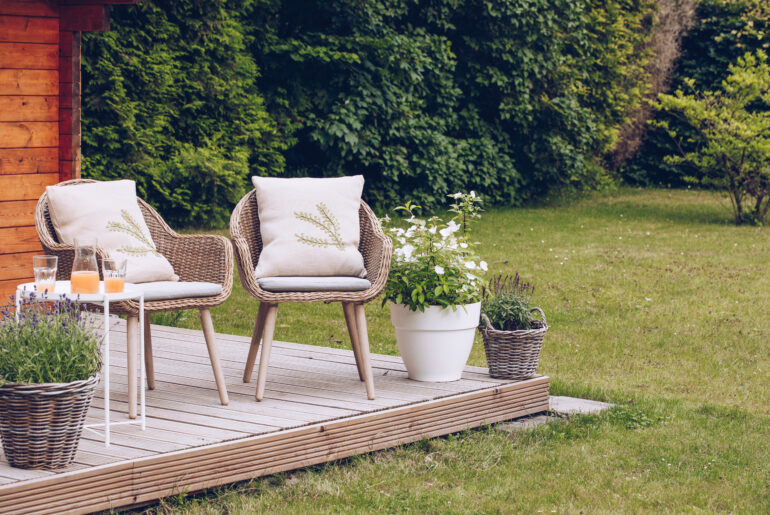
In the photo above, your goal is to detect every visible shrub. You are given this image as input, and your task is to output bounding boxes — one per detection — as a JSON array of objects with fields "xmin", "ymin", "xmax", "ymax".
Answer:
[
  {"xmin": 653, "ymin": 51, "xmax": 770, "ymax": 225},
  {"xmin": 81, "ymin": 0, "xmax": 287, "ymax": 228},
  {"xmin": 253, "ymin": 0, "xmax": 655, "ymax": 208},
  {"xmin": 623, "ymin": 0, "xmax": 770, "ymax": 186},
  {"xmin": 84, "ymin": 0, "xmax": 657, "ymax": 217},
  {"xmin": 0, "ymin": 297, "xmax": 101, "ymax": 385}
]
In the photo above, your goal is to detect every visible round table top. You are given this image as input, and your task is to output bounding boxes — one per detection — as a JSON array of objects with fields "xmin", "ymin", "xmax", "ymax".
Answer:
[{"xmin": 16, "ymin": 281, "xmax": 143, "ymax": 303}]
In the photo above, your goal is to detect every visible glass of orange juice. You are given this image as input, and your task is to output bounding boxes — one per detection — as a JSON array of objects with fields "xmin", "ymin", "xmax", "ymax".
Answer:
[
  {"xmin": 102, "ymin": 258, "xmax": 127, "ymax": 293},
  {"xmin": 33, "ymin": 255, "xmax": 58, "ymax": 294},
  {"xmin": 71, "ymin": 237, "xmax": 100, "ymax": 294}
]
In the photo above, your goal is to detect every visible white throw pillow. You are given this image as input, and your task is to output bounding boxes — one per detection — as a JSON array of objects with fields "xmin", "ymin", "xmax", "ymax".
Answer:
[
  {"xmin": 251, "ymin": 175, "xmax": 367, "ymax": 279},
  {"xmin": 46, "ymin": 180, "xmax": 178, "ymax": 284}
]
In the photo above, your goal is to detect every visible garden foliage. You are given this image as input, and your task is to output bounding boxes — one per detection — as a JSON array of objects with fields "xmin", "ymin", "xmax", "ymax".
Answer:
[
  {"xmin": 383, "ymin": 193, "xmax": 486, "ymax": 311},
  {"xmin": 0, "ymin": 298, "xmax": 101, "ymax": 385},
  {"xmin": 653, "ymin": 51, "xmax": 770, "ymax": 225},
  {"xmin": 83, "ymin": 0, "xmax": 656, "ymax": 226},
  {"xmin": 82, "ymin": 0, "xmax": 286, "ymax": 227},
  {"xmin": 623, "ymin": 0, "xmax": 770, "ymax": 186}
]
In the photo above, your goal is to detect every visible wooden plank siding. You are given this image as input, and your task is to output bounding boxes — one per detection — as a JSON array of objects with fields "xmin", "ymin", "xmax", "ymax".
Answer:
[
  {"xmin": 0, "ymin": 321, "xmax": 550, "ymax": 514},
  {"xmin": 0, "ymin": 6, "xmax": 61, "ymax": 300}
]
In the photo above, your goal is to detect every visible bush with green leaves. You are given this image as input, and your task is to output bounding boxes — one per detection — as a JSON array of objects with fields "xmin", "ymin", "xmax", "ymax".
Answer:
[
  {"xmin": 481, "ymin": 272, "xmax": 536, "ymax": 331},
  {"xmin": 653, "ymin": 51, "xmax": 770, "ymax": 225},
  {"xmin": 84, "ymin": 0, "xmax": 656, "ymax": 222},
  {"xmin": 623, "ymin": 0, "xmax": 770, "ymax": 186},
  {"xmin": 82, "ymin": 0, "xmax": 287, "ymax": 228},
  {"xmin": 0, "ymin": 297, "xmax": 101, "ymax": 385},
  {"xmin": 252, "ymin": 0, "xmax": 655, "ymax": 208},
  {"xmin": 383, "ymin": 193, "xmax": 486, "ymax": 311}
]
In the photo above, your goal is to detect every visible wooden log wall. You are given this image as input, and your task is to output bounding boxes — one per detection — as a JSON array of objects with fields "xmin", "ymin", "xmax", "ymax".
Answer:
[{"xmin": 0, "ymin": 1, "xmax": 62, "ymax": 299}]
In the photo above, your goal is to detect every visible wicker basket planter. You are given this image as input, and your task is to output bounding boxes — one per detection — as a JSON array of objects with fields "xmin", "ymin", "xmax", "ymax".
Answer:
[
  {"xmin": 0, "ymin": 375, "xmax": 99, "ymax": 470},
  {"xmin": 479, "ymin": 308, "xmax": 548, "ymax": 379}
]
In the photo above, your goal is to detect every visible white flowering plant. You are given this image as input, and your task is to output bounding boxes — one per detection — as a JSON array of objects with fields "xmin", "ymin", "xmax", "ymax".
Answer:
[{"xmin": 383, "ymin": 192, "xmax": 487, "ymax": 312}]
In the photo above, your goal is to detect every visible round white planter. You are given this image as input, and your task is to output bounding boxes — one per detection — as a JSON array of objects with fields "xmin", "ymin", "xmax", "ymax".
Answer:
[{"xmin": 389, "ymin": 301, "xmax": 481, "ymax": 382}]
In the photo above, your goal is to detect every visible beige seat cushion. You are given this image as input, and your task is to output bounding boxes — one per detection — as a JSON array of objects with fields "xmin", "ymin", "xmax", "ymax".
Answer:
[
  {"xmin": 258, "ymin": 276, "xmax": 371, "ymax": 292},
  {"xmin": 251, "ymin": 176, "xmax": 367, "ymax": 279},
  {"xmin": 133, "ymin": 281, "xmax": 222, "ymax": 301},
  {"xmin": 46, "ymin": 180, "xmax": 178, "ymax": 284}
]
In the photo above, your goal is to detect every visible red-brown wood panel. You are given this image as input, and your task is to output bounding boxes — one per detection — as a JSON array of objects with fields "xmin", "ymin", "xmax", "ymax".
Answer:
[
  {"xmin": 0, "ymin": 148, "xmax": 58, "ymax": 175},
  {"xmin": 0, "ymin": 69, "xmax": 58, "ymax": 95},
  {"xmin": 58, "ymin": 55, "xmax": 73, "ymax": 83},
  {"xmin": 0, "ymin": 251, "xmax": 39, "ymax": 281},
  {"xmin": 0, "ymin": 1, "xmax": 57, "ymax": 18},
  {"xmin": 60, "ymin": 5, "xmax": 109, "ymax": 32},
  {"xmin": 0, "ymin": 226, "xmax": 42, "ymax": 253},
  {"xmin": 0, "ymin": 96, "xmax": 58, "ymax": 122},
  {"xmin": 0, "ymin": 122, "xmax": 58, "ymax": 148},
  {"xmin": 0, "ymin": 200, "xmax": 38, "ymax": 228},
  {"xmin": 59, "ymin": 108, "xmax": 72, "ymax": 134},
  {"xmin": 0, "ymin": 43, "xmax": 58, "ymax": 70},
  {"xmin": 0, "ymin": 15, "xmax": 58, "ymax": 44},
  {"xmin": 58, "ymin": 89, "xmax": 72, "ymax": 109},
  {"xmin": 0, "ymin": 173, "xmax": 59, "ymax": 201}
]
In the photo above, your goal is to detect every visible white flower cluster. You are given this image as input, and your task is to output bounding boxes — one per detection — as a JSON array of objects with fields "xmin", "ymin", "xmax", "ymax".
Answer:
[
  {"xmin": 389, "ymin": 214, "xmax": 487, "ymax": 285},
  {"xmin": 383, "ymin": 192, "xmax": 486, "ymax": 309}
]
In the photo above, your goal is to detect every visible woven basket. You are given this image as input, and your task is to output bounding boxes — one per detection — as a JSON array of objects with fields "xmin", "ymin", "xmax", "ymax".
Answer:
[
  {"xmin": 0, "ymin": 375, "xmax": 99, "ymax": 470},
  {"xmin": 480, "ymin": 308, "xmax": 548, "ymax": 379}
]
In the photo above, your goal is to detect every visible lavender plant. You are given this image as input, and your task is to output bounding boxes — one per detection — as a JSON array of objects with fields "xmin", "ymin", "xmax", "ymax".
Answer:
[
  {"xmin": 0, "ymin": 296, "xmax": 101, "ymax": 385},
  {"xmin": 482, "ymin": 272, "xmax": 537, "ymax": 331},
  {"xmin": 383, "ymin": 192, "xmax": 487, "ymax": 312}
]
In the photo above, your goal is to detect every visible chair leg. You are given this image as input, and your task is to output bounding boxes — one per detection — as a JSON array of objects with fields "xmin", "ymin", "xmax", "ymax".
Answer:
[
  {"xmin": 255, "ymin": 304, "xmax": 279, "ymax": 401},
  {"xmin": 243, "ymin": 302, "xmax": 268, "ymax": 383},
  {"xmin": 199, "ymin": 308, "xmax": 230, "ymax": 406},
  {"xmin": 342, "ymin": 302, "xmax": 365, "ymax": 381},
  {"xmin": 353, "ymin": 304, "xmax": 376, "ymax": 400},
  {"xmin": 143, "ymin": 313, "xmax": 155, "ymax": 390},
  {"xmin": 126, "ymin": 315, "xmax": 139, "ymax": 419}
]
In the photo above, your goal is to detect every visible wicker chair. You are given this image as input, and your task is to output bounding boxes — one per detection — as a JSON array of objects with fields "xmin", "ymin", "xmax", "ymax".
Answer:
[
  {"xmin": 230, "ymin": 189, "xmax": 392, "ymax": 401},
  {"xmin": 36, "ymin": 179, "xmax": 232, "ymax": 417}
]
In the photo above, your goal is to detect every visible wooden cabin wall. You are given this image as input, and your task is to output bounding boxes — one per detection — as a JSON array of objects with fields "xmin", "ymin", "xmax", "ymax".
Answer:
[{"xmin": 0, "ymin": 1, "xmax": 64, "ymax": 300}]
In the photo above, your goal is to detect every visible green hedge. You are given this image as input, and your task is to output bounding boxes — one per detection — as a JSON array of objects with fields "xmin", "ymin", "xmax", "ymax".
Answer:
[
  {"xmin": 82, "ymin": 0, "xmax": 287, "ymax": 227},
  {"xmin": 83, "ymin": 0, "xmax": 655, "ymax": 226}
]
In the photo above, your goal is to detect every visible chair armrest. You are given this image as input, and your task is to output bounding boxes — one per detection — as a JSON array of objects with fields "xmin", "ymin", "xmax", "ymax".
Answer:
[
  {"xmin": 359, "ymin": 205, "xmax": 392, "ymax": 301},
  {"xmin": 229, "ymin": 191, "xmax": 263, "ymax": 297},
  {"xmin": 156, "ymin": 233, "xmax": 233, "ymax": 293}
]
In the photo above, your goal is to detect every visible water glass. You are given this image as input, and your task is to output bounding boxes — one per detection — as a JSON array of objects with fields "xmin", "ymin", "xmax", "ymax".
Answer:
[
  {"xmin": 33, "ymin": 255, "xmax": 58, "ymax": 293},
  {"xmin": 102, "ymin": 258, "xmax": 127, "ymax": 293}
]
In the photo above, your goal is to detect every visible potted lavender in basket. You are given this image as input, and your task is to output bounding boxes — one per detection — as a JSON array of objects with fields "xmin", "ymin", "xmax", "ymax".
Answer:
[
  {"xmin": 0, "ymin": 295, "xmax": 101, "ymax": 469},
  {"xmin": 480, "ymin": 273, "xmax": 548, "ymax": 379}
]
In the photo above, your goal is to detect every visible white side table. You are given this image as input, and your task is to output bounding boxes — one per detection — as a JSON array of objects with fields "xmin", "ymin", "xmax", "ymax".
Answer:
[{"xmin": 15, "ymin": 281, "xmax": 146, "ymax": 447}]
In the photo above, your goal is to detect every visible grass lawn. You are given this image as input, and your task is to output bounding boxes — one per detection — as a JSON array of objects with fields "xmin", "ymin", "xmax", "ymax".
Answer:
[{"xmin": 147, "ymin": 188, "xmax": 769, "ymax": 513}]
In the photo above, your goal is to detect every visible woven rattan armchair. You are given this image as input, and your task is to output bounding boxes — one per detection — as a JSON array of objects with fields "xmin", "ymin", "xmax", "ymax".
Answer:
[
  {"xmin": 230, "ymin": 189, "xmax": 392, "ymax": 401},
  {"xmin": 36, "ymin": 179, "xmax": 232, "ymax": 417}
]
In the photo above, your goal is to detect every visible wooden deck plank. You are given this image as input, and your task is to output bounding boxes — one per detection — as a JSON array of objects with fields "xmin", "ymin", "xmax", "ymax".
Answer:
[
  {"xmin": 0, "ymin": 380, "xmax": 548, "ymax": 514},
  {"xmin": 0, "ymin": 320, "xmax": 549, "ymax": 514}
]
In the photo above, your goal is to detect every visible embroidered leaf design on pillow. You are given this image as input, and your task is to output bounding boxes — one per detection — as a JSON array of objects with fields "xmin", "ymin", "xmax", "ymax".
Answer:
[
  {"xmin": 106, "ymin": 210, "xmax": 161, "ymax": 257},
  {"xmin": 294, "ymin": 203, "xmax": 345, "ymax": 251}
]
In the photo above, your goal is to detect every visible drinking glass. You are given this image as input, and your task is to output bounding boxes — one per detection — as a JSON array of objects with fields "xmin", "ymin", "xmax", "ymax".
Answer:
[
  {"xmin": 102, "ymin": 258, "xmax": 127, "ymax": 293},
  {"xmin": 33, "ymin": 255, "xmax": 58, "ymax": 293},
  {"xmin": 71, "ymin": 237, "xmax": 100, "ymax": 294}
]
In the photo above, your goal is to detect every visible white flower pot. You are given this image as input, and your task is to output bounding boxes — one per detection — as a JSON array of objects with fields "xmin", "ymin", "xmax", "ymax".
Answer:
[{"xmin": 389, "ymin": 301, "xmax": 481, "ymax": 382}]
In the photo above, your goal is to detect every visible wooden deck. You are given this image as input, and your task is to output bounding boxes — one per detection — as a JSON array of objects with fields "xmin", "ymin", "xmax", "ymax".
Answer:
[{"xmin": 0, "ymin": 320, "xmax": 550, "ymax": 514}]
